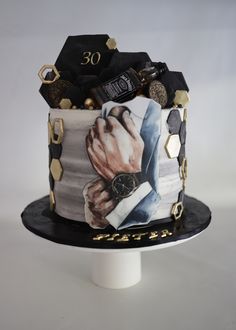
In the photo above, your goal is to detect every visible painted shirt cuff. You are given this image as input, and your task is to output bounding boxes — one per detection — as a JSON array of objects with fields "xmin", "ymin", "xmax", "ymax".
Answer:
[{"xmin": 106, "ymin": 181, "xmax": 152, "ymax": 229}]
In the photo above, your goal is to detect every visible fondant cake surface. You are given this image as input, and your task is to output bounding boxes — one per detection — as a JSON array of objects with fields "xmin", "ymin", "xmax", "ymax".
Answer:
[{"xmin": 49, "ymin": 97, "xmax": 185, "ymax": 230}]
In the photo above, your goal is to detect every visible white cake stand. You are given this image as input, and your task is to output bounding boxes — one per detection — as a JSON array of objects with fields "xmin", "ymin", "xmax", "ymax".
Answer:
[
  {"xmin": 22, "ymin": 195, "xmax": 211, "ymax": 290},
  {"xmin": 78, "ymin": 234, "xmax": 200, "ymax": 289}
]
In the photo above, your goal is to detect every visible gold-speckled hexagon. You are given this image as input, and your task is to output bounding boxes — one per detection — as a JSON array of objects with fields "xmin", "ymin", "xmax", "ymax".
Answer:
[
  {"xmin": 106, "ymin": 38, "xmax": 117, "ymax": 50},
  {"xmin": 38, "ymin": 64, "xmax": 60, "ymax": 84},
  {"xmin": 165, "ymin": 134, "xmax": 181, "ymax": 158},
  {"xmin": 174, "ymin": 90, "xmax": 190, "ymax": 107},
  {"xmin": 171, "ymin": 202, "xmax": 184, "ymax": 220},
  {"xmin": 59, "ymin": 98, "xmax": 72, "ymax": 109},
  {"xmin": 50, "ymin": 158, "xmax": 63, "ymax": 181}
]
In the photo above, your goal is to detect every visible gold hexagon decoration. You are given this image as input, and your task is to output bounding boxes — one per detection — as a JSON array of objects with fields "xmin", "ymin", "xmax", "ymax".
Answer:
[
  {"xmin": 50, "ymin": 158, "xmax": 63, "ymax": 181},
  {"xmin": 48, "ymin": 118, "xmax": 64, "ymax": 144},
  {"xmin": 180, "ymin": 157, "xmax": 188, "ymax": 180},
  {"xmin": 165, "ymin": 134, "xmax": 181, "ymax": 158},
  {"xmin": 59, "ymin": 98, "xmax": 72, "ymax": 109},
  {"xmin": 174, "ymin": 90, "xmax": 190, "ymax": 107},
  {"xmin": 49, "ymin": 190, "xmax": 55, "ymax": 211},
  {"xmin": 171, "ymin": 202, "xmax": 184, "ymax": 220},
  {"xmin": 38, "ymin": 64, "xmax": 60, "ymax": 84},
  {"xmin": 106, "ymin": 38, "xmax": 117, "ymax": 50}
]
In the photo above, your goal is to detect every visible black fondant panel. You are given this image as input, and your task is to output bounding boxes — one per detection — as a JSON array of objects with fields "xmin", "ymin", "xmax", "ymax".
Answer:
[
  {"xmin": 49, "ymin": 144, "xmax": 62, "ymax": 160},
  {"xmin": 49, "ymin": 172, "xmax": 54, "ymax": 190},
  {"xmin": 167, "ymin": 109, "xmax": 182, "ymax": 134},
  {"xmin": 179, "ymin": 121, "xmax": 186, "ymax": 144},
  {"xmin": 178, "ymin": 144, "xmax": 186, "ymax": 165},
  {"xmin": 21, "ymin": 195, "xmax": 211, "ymax": 250},
  {"xmin": 178, "ymin": 190, "xmax": 184, "ymax": 203}
]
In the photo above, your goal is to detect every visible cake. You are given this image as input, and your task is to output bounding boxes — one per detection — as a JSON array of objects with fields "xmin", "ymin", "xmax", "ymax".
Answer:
[{"xmin": 39, "ymin": 34, "xmax": 189, "ymax": 232}]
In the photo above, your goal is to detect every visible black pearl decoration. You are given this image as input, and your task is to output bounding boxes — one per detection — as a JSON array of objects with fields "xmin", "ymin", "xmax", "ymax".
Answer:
[{"xmin": 167, "ymin": 109, "xmax": 182, "ymax": 134}]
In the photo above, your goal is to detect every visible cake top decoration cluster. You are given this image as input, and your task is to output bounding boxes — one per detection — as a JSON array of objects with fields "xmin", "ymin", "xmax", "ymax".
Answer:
[{"xmin": 38, "ymin": 34, "xmax": 190, "ymax": 110}]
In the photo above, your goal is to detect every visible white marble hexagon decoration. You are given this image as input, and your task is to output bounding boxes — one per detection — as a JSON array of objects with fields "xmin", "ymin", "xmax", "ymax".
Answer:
[
  {"xmin": 165, "ymin": 134, "xmax": 181, "ymax": 159},
  {"xmin": 106, "ymin": 38, "xmax": 117, "ymax": 49},
  {"xmin": 173, "ymin": 90, "xmax": 190, "ymax": 107}
]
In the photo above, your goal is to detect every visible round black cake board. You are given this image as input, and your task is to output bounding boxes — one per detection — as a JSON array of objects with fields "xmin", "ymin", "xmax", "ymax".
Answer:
[{"xmin": 21, "ymin": 195, "xmax": 211, "ymax": 250}]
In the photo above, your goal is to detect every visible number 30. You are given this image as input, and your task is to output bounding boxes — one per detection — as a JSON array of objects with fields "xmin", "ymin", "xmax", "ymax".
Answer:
[{"xmin": 81, "ymin": 52, "xmax": 101, "ymax": 65}]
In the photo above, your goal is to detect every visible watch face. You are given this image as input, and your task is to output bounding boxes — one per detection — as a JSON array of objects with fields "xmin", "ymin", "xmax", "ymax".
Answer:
[{"xmin": 112, "ymin": 173, "xmax": 137, "ymax": 199}]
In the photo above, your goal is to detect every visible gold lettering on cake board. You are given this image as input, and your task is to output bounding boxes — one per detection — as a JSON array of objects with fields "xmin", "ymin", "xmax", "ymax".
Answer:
[
  {"xmin": 116, "ymin": 234, "xmax": 131, "ymax": 242},
  {"xmin": 92, "ymin": 229, "xmax": 173, "ymax": 242},
  {"xmin": 161, "ymin": 229, "xmax": 173, "ymax": 238},
  {"xmin": 106, "ymin": 233, "xmax": 120, "ymax": 241},
  {"xmin": 93, "ymin": 234, "xmax": 110, "ymax": 241},
  {"xmin": 149, "ymin": 231, "xmax": 159, "ymax": 239},
  {"xmin": 131, "ymin": 233, "xmax": 149, "ymax": 240}
]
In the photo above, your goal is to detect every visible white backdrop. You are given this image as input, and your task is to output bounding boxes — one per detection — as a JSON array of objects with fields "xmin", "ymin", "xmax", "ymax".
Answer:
[
  {"xmin": 1, "ymin": 0, "xmax": 235, "ymax": 216},
  {"xmin": 0, "ymin": 1, "xmax": 236, "ymax": 330}
]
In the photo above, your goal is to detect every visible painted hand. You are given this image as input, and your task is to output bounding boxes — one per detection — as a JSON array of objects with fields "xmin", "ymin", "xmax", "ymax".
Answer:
[
  {"xmin": 83, "ymin": 178, "xmax": 117, "ymax": 229},
  {"xmin": 86, "ymin": 110, "xmax": 144, "ymax": 181}
]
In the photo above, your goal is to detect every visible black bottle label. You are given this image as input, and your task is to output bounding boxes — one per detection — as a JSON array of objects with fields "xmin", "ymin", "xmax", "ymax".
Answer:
[
  {"xmin": 90, "ymin": 68, "xmax": 142, "ymax": 106},
  {"xmin": 103, "ymin": 72, "xmax": 136, "ymax": 99}
]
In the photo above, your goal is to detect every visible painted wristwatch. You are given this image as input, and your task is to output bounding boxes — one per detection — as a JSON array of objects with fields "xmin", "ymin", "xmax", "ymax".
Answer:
[{"xmin": 111, "ymin": 173, "xmax": 140, "ymax": 200}]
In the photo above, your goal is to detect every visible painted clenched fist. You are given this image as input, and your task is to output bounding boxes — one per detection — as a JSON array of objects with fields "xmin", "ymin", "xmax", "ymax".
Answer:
[
  {"xmin": 83, "ymin": 178, "xmax": 117, "ymax": 229},
  {"xmin": 86, "ymin": 110, "xmax": 144, "ymax": 181}
]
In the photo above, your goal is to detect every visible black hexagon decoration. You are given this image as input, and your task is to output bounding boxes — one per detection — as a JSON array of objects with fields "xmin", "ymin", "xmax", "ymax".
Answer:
[
  {"xmin": 49, "ymin": 172, "xmax": 54, "ymax": 190},
  {"xmin": 178, "ymin": 190, "xmax": 185, "ymax": 204},
  {"xmin": 179, "ymin": 121, "xmax": 186, "ymax": 145},
  {"xmin": 49, "ymin": 143, "xmax": 62, "ymax": 159},
  {"xmin": 167, "ymin": 109, "xmax": 182, "ymax": 134},
  {"xmin": 178, "ymin": 144, "xmax": 185, "ymax": 165}
]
